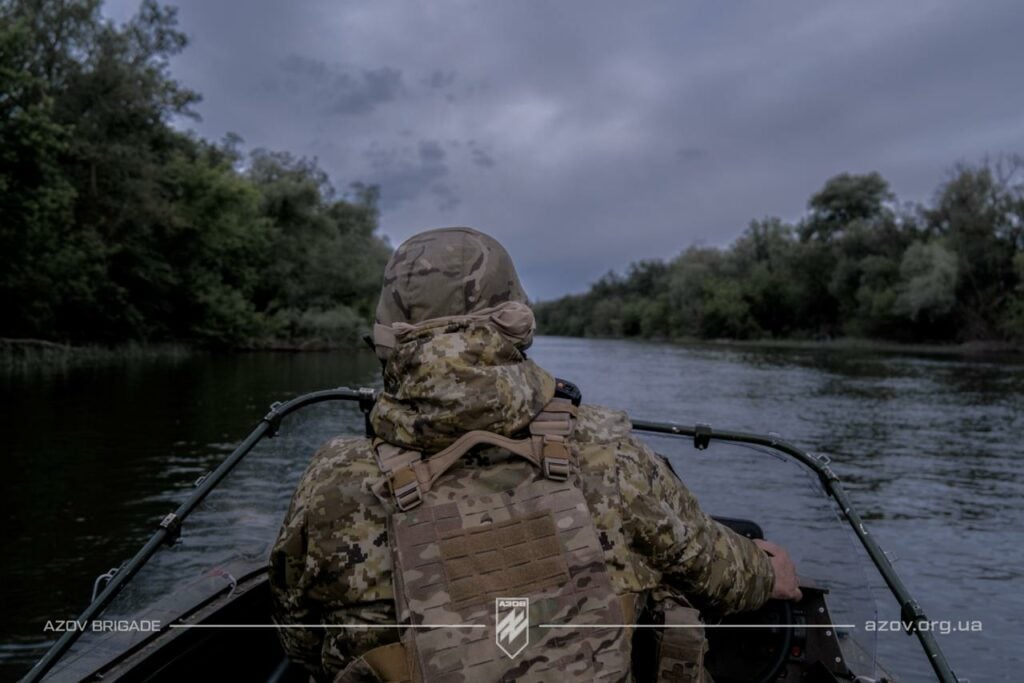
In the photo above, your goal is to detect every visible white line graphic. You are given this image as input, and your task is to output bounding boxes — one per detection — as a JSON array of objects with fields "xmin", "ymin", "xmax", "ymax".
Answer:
[
  {"xmin": 167, "ymin": 622, "xmax": 853, "ymax": 631},
  {"xmin": 168, "ymin": 624, "xmax": 485, "ymax": 629},
  {"xmin": 539, "ymin": 623, "xmax": 856, "ymax": 629}
]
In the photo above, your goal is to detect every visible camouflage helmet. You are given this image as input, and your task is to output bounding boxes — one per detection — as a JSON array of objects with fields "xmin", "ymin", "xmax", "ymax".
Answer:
[{"xmin": 375, "ymin": 227, "xmax": 528, "ymax": 326}]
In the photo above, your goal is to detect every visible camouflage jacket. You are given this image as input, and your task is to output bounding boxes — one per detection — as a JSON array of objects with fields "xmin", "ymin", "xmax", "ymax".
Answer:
[
  {"xmin": 268, "ymin": 323, "xmax": 774, "ymax": 681},
  {"xmin": 268, "ymin": 405, "xmax": 770, "ymax": 679}
]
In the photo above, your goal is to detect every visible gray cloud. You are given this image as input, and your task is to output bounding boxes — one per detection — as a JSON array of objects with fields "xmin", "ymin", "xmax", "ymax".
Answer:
[
  {"xmin": 417, "ymin": 140, "xmax": 446, "ymax": 164},
  {"xmin": 278, "ymin": 55, "xmax": 404, "ymax": 116},
  {"xmin": 363, "ymin": 140, "xmax": 459, "ymax": 211},
  {"xmin": 103, "ymin": 0, "xmax": 1024, "ymax": 299},
  {"xmin": 424, "ymin": 69, "xmax": 456, "ymax": 90},
  {"xmin": 468, "ymin": 141, "xmax": 497, "ymax": 169}
]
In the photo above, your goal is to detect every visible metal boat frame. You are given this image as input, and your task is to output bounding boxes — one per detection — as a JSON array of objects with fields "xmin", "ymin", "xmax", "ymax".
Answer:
[{"xmin": 24, "ymin": 387, "xmax": 960, "ymax": 682}]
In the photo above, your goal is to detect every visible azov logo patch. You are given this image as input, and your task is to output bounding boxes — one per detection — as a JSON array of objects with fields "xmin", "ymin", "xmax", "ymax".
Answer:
[{"xmin": 495, "ymin": 597, "xmax": 529, "ymax": 658}]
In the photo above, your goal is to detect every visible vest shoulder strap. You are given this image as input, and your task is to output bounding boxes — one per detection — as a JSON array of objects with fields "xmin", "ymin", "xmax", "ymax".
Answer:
[{"xmin": 373, "ymin": 397, "xmax": 578, "ymax": 511}]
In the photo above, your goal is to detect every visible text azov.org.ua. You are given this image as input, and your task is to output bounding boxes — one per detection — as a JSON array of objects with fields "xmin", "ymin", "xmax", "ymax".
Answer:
[{"xmin": 865, "ymin": 619, "xmax": 982, "ymax": 635}]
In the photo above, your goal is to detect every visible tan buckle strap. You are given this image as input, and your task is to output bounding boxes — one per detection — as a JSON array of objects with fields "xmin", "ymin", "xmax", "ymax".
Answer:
[
  {"xmin": 540, "ymin": 434, "xmax": 570, "ymax": 481},
  {"xmin": 543, "ymin": 458, "xmax": 570, "ymax": 480},
  {"xmin": 390, "ymin": 467, "xmax": 423, "ymax": 511},
  {"xmin": 531, "ymin": 397, "xmax": 576, "ymax": 481}
]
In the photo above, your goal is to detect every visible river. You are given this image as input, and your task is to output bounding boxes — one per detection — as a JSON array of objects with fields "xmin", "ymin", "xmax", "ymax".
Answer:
[{"xmin": 2, "ymin": 336, "xmax": 1021, "ymax": 681}]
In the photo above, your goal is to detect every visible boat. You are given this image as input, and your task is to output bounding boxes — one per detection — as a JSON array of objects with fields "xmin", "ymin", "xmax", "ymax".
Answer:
[{"xmin": 23, "ymin": 388, "xmax": 960, "ymax": 682}]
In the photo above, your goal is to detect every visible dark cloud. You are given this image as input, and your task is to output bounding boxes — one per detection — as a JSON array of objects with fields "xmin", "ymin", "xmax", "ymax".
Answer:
[
  {"xmin": 102, "ymin": 0, "xmax": 1024, "ymax": 299},
  {"xmin": 424, "ymin": 69, "xmax": 456, "ymax": 89},
  {"xmin": 363, "ymin": 140, "xmax": 459, "ymax": 211},
  {"xmin": 470, "ymin": 148, "xmax": 497, "ymax": 168},
  {"xmin": 468, "ymin": 141, "xmax": 497, "ymax": 168},
  {"xmin": 418, "ymin": 140, "xmax": 446, "ymax": 164},
  {"xmin": 429, "ymin": 183, "xmax": 460, "ymax": 212},
  {"xmin": 278, "ymin": 55, "xmax": 405, "ymax": 116}
]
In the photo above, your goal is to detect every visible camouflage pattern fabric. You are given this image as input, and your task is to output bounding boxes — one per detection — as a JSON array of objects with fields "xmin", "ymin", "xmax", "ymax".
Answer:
[
  {"xmin": 269, "ymin": 434, "xmax": 398, "ymax": 679},
  {"xmin": 370, "ymin": 319, "xmax": 555, "ymax": 453},
  {"xmin": 269, "ymin": 402, "xmax": 774, "ymax": 681},
  {"xmin": 375, "ymin": 227, "xmax": 528, "ymax": 331},
  {"xmin": 387, "ymin": 473, "xmax": 628, "ymax": 682},
  {"xmin": 372, "ymin": 300, "xmax": 536, "ymax": 362},
  {"xmin": 642, "ymin": 589, "xmax": 710, "ymax": 683}
]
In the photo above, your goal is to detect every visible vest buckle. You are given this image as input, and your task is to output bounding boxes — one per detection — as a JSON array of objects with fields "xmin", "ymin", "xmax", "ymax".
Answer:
[
  {"xmin": 540, "ymin": 434, "xmax": 571, "ymax": 481},
  {"xmin": 391, "ymin": 468, "xmax": 423, "ymax": 511},
  {"xmin": 543, "ymin": 456, "xmax": 570, "ymax": 481}
]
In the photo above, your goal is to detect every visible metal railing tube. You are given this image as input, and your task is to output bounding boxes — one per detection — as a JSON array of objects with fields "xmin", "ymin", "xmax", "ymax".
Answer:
[
  {"xmin": 23, "ymin": 388, "xmax": 366, "ymax": 682},
  {"xmin": 631, "ymin": 419, "xmax": 959, "ymax": 683}
]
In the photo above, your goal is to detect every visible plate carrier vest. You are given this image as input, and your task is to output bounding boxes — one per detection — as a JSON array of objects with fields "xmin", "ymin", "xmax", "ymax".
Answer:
[{"xmin": 364, "ymin": 389, "xmax": 632, "ymax": 683}]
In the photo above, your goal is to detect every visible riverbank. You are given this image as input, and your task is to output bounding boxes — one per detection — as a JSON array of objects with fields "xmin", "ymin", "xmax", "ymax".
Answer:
[
  {"xmin": 0, "ymin": 338, "xmax": 196, "ymax": 372},
  {"xmin": 0, "ymin": 337, "xmax": 370, "ymax": 372},
  {"xmin": 687, "ymin": 336, "xmax": 1023, "ymax": 358},
  {"xmin": 541, "ymin": 333, "xmax": 1023, "ymax": 360}
]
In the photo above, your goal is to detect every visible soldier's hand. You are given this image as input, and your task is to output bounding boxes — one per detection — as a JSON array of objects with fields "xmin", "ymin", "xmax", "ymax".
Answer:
[{"xmin": 754, "ymin": 539, "xmax": 803, "ymax": 601}]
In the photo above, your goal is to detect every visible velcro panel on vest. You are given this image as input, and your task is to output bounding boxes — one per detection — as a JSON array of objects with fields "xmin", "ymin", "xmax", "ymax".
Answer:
[
  {"xmin": 388, "ymin": 477, "xmax": 629, "ymax": 682},
  {"xmin": 438, "ymin": 512, "xmax": 568, "ymax": 610}
]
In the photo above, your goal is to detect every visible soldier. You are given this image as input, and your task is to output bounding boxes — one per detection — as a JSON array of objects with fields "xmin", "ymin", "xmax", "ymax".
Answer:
[{"xmin": 269, "ymin": 227, "xmax": 801, "ymax": 682}]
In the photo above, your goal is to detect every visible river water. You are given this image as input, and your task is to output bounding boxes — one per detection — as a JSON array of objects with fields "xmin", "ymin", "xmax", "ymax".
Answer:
[{"xmin": 2, "ymin": 336, "xmax": 1021, "ymax": 681}]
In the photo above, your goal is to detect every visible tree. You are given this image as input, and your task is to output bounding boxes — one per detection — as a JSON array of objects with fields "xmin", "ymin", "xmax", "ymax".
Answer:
[
  {"xmin": 801, "ymin": 171, "xmax": 894, "ymax": 243},
  {"xmin": 925, "ymin": 161, "xmax": 1022, "ymax": 339},
  {"xmin": 0, "ymin": 10, "xmax": 77, "ymax": 337},
  {"xmin": 893, "ymin": 242, "xmax": 958, "ymax": 325},
  {"xmin": 731, "ymin": 218, "xmax": 802, "ymax": 336},
  {"xmin": 247, "ymin": 151, "xmax": 390, "ymax": 345},
  {"xmin": 1, "ymin": 0, "xmax": 392, "ymax": 347},
  {"xmin": 1004, "ymin": 253, "xmax": 1024, "ymax": 340},
  {"xmin": 0, "ymin": 0, "xmax": 201, "ymax": 341}
]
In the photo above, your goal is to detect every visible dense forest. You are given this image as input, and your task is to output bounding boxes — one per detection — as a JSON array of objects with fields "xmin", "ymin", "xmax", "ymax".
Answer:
[
  {"xmin": 1, "ymin": 0, "xmax": 390, "ymax": 348},
  {"xmin": 5, "ymin": 2, "xmax": 1023, "ymax": 352},
  {"xmin": 536, "ymin": 164, "xmax": 1024, "ymax": 344}
]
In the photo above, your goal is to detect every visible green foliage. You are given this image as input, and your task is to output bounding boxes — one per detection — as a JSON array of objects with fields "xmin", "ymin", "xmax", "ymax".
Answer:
[
  {"xmin": 701, "ymin": 279, "xmax": 757, "ymax": 339},
  {"xmin": 1, "ymin": 0, "xmax": 390, "ymax": 348},
  {"xmin": 802, "ymin": 171, "xmax": 894, "ymax": 243},
  {"xmin": 248, "ymin": 152, "xmax": 389, "ymax": 324},
  {"xmin": 893, "ymin": 242, "xmax": 958, "ymax": 322},
  {"xmin": 923, "ymin": 161, "xmax": 1023, "ymax": 339},
  {"xmin": 536, "ymin": 162, "xmax": 1024, "ymax": 344},
  {"xmin": 1003, "ymin": 253, "xmax": 1024, "ymax": 339}
]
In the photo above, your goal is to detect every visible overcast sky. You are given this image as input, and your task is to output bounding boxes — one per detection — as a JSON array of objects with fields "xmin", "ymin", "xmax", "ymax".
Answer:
[{"xmin": 104, "ymin": 0, "xmax": 1024, "ymax": 300}]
